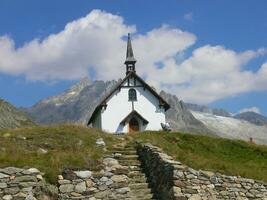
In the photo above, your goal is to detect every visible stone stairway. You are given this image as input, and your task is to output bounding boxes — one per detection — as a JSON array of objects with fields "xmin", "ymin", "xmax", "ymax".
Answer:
[{"xmin": 107, "ymin": 144, "xmax": 155, "ymax": 200}]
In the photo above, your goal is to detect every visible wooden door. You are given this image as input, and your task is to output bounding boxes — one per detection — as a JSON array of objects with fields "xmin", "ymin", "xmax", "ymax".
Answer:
[{"xmin": 129, "ymin": 117, "xmax": 139, "ymax": 133}]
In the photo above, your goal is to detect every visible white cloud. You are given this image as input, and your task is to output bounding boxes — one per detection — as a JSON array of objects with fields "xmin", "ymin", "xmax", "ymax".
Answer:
[
  {"xmin": 184, "ymin": 12, "xmax": 194, "ymax": 21},
  {"xmin": 0, "ymin": 9, "xmax": 266, "ymax": 104},
  {"xmin": 239, "ymin": 107, "xmax": 261, "ymax": 114}
]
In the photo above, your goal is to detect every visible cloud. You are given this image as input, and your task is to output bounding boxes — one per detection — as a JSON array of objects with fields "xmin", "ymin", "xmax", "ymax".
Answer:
[
  {"xmin": 184, "ymin": 12, "xmax": 194, "ymax": 21},
  {"xmin": 0, "ymin": 9, "xmax": 266, "ymax": 104},
  {"xmin": 239, "ymin": 107, "xmax": 261, "ymax": 114}
]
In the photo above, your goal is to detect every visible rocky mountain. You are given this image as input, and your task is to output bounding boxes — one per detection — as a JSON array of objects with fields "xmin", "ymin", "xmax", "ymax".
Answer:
[
  {"xmin": 26, "ymin": 78, "xmax": 213, "ymax": 135},
  {"xmin": 234, "ymin": 111, "xmax": 267, "ymax": 126},
  {"xmin": 185, "ymin": 103, "xmax": 231, "ymax": 117},
  {"xmin": 159, "ymin": 91, "xmax": 215, "ymax": 135},
  {"xmin": 0, "ymin": 99, "xmax": 35, "ymax": 129},
  {"xmin": 27, "ymin": 78, "xmax": 117, "ymax": 125},
  {"xmin": 191, "ymin": 111, "xmax": 267, "ymax": 145}
]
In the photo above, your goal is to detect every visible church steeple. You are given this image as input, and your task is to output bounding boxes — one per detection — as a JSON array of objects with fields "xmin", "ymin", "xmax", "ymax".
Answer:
[{"xmin": 124, "ymin": 33, "xmax": 137, "ymax": 75}]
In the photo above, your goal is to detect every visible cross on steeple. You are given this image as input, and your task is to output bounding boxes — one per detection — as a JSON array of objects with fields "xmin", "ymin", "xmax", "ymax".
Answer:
[{"xmin": 124, "ymin": 33, "xmax": 137, "ymax": 75}]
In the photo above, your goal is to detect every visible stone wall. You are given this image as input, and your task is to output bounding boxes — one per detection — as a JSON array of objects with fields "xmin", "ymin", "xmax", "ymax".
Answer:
[
  {"xmin": 0, "ymin": 155, "xmax": 131, "ymax": 200},
  {"xmin": 137, "ymin": 143, "xmax": 267, "ymax": 200},
  {"xmin": 58, "ymin": 157, "xmax": 131, "ymax": 200},
  {"xmin": 0, "ymin": 167, "xmax": 57, "ymax": 200}
]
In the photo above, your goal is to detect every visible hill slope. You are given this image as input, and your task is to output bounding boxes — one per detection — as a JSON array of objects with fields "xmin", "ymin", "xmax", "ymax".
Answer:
[
  {"xmin": 1, "ymin": 126, "xmax": 267, "ymax": 183},
  {"xmin": 0, "ymin": 99, "xmax": 34, "ymax": 129}
]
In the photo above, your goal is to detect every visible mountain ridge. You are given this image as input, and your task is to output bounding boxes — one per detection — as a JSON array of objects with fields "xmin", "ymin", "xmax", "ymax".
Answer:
[
  {"xmin": 26, "ymin": 78, "xmax": 214, "ymax": 135},
  {"xmin": 0, "ymin": 99, "xmax": 35, "ymax": 129}
]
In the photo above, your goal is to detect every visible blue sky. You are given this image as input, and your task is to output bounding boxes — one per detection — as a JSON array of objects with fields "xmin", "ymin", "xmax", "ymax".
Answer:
[{"xmin": 0, "ymin": 0, "xmax": 266, "ymax": 115}]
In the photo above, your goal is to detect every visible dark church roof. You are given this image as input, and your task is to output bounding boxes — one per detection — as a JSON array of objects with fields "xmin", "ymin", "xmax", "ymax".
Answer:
[
  {"xmin": 120, "ymin": 110, "xmax": 149, "ymax": 125},
  {"xmin": 87, "ymin": 71, "xmax": 170, "ymax": 125},
  {"xmin": 124, "ymin": 33, "xmax": 137, "ymax": 64}
]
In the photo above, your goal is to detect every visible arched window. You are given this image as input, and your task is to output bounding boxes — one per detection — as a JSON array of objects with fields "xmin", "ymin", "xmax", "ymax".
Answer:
[{"xmin": 128, "ymin": 89, "xmax": 137, "ymax": 101}]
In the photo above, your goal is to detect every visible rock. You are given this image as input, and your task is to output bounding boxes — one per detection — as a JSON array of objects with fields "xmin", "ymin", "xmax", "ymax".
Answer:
[
  {"xmin": 71, "ymin": 192, "xmax": 82, "ymax": 197},
  {"xmin": 96, "ymin": 138, "xmax": 105, "ymax": 146},
  {"xmin": 59, "ymin": 184, "xmax": 74, "ymax": 193},
  {"xmin": 22, "ymin": 168, "xmax": 40, "ymax": 175},
  {"xmin": 0, "ymin": 182, "xmax": 7, "ymax": 189},
  {"xmin": 173, "ymin": 186, "xmax": 182, "ymax": 194},
  {"xmin": 105, "ymin": 179, "xmax": 113, "ymax": 186},
  {"xmin": 1, "ymin": 167, "xmax": 23, "ymax": 175},
  {"xmin": 36, "ymin": 174, "xmax": 43, "ymax": 180},
  {"xmin": 189, "ymin": 194, "xmax": 202, "ymax": 200},
  {"xmin": 100, "ymin": 176, "xmax": 109, "ymax": 182},
  {"xmin": 58, "ymin": 175, "xmax": 64, "ymax": 180},
  {"xmin": 0, "ymin": 172, "xmax": 9, "ymax": 179},
  {"xmin": 75, "ymin": 181, "xmax": 86, "ymax": 193},
  {"xmin": 17, "ymin": 135, "xmax": 27, "ymax": 140},
  {"xmin": 74, "ymin": 170, "xmax": 92, "ymax": 179},
  {"xmin": 174, "ymin": 180, "xmax": 186, "ymax": 188},
  {"xmin": 4, "ymin": 187, "xmax": 20, "ymax": 195},
  {"xmin": 112, "ymin": 165, "xmax": 129, "ymax": 175},
  {"xmin": 14, "ymin": 175, "xmax": 37, "ymax": 182},
  {"xmin": 103, "ymin": 158, "xmax": 119, "ymax": 167},
  {"xmin": 201, "ymin": 170, "xmax": 215, "ymax": 178},
  {"xmin": 37, "ymin": 148, "xmax": 48, "ymax": 154},
  {"xmin": 19, "ymin": 182, "xmax": 37, "ymax": 188},
  {"xmin": 98, "ymin": 184, "xmax": 108, "ymax": 191},
  {"xmin": 115, "ymin": 187, "xmax": 130, "ymax": 194},
  {"xmin": 3, "ymin": 195, "xmax": 12, "ymax": 200},
  {"xmin": 25, "ymin": 191, "xmax": 36, "ymax": 200},
  {"xmin": 111, "ymin": 175, "xmax": 127, "ymax": 183},
  {"xmin": 86, "ymin": 179, "xmax": 94, "ymax": 188},
  {"xmin": 58, "ymin": 179, "xmax": 71, "ymax": 185},
  {"xmin": 104, "ymin": 171, "xmax": 113, "ymax": 177},
  {"xmin": 14, "ymin": 192, "xmax": 27, "ymax": 198}
]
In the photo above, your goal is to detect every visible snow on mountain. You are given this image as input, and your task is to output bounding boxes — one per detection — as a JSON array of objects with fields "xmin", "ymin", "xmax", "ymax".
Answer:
[{"xmin": 191, "ymin": 111, "xmax": 267, "ymax": 145}]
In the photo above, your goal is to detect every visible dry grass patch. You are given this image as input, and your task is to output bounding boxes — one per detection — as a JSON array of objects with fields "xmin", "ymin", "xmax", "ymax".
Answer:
[{"xmin": 0, "ymin": 125, "xmax": 118, "ymax": 183}]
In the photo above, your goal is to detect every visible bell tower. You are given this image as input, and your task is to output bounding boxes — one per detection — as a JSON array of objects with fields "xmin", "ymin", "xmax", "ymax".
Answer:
[{"xmin": 124, "ymin": 33, "xmax": 137, "ymax": 75}]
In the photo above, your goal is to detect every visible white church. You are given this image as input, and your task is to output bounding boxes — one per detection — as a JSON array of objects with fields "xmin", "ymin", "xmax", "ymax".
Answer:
[{"xmin": 88, "ymin": 34, "xmax": 170, "ymax": 133}]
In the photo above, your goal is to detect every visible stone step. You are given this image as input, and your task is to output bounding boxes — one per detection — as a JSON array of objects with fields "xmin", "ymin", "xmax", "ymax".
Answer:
[
  {"xmin": 111, "ymin": 147, "xmax": 136, "ymax": 151},
  {"xmin": 128, "ymin": 171, "xmax": 145, "ymax": 177},
  {"xmin": 107, "ymin": 150, "xmax": 137, "ymax": 155},
  {"xmin": 130, "ymin": 176, "xmax": 147, "ymax": 183},
  {"xmin": 129, "ymin": 182, "xmax": 150, "ymax": 190},
  {"xmin": 130, "ymin": 192, "xmax": 154, "ymax": 199},
  {"xmin": 130, "ymin": 189, "xmax": 153, "ymax": 199},
  {"xmin": 117, "ymin": 155, "xmax": 139, "ymax": 160},
  {"xmin": 128, "ymin": 166, "xmax": 142, "ymax": 171},
  {"xmin": 119, "ymin": 160, "xmax": 141, "ymax": 166}
]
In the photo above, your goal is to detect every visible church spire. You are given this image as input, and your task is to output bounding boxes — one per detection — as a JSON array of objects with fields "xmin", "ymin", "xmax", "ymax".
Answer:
[{"xmin": 124, "ymin": 33, "xmax": 136, "ymax": 75}]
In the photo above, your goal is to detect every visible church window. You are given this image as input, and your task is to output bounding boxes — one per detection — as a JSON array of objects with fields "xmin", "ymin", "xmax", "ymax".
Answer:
[{"xmin": 128, "ymin": 89, "xmax": 137, "ymax": 101}]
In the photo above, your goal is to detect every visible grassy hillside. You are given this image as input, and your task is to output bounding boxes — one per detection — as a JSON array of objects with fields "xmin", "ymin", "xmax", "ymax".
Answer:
[
  {"xmin": 1, "ymin": 126, "xmax": 267, "ymax": 184},
  {"xmin": 0, "ymin": 125, "xmax": 118, "ymax": 183},
  {"xmin": 131, "ymin": 131, "xmax": 267, "ymax": 182}
]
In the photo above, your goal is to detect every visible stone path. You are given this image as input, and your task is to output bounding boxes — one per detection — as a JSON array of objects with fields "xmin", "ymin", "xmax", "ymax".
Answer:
[{"xmin": 107, "ymin": 143, "xmax": 155, "ymax": 200}]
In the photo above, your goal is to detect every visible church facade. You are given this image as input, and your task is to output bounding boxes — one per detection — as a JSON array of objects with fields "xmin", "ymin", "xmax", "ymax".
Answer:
[{"xmin": 88, "ymin": 34, "xmax": 170, "ymax": 133}]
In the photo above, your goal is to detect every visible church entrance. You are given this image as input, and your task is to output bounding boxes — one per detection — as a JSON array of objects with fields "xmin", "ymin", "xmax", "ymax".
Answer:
[{"xmin": 129, "ymin": 117, "xmax": 139, "ymax": 133}]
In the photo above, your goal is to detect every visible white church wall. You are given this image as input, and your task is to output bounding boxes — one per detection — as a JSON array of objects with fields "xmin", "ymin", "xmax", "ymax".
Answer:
[{"xmin": 101, "ymin": 77, "xmax": 166, "ymax": 133}]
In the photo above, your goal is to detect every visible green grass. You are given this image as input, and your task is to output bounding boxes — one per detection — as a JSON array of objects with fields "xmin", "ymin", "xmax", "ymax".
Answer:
[
  {"xmin": 131, "ymin": 131, "xmax": 267, "ymax": 182},
  {"xmin": 0, "ymin": 125, "xmax": 118, "ymax": 184},
  {"xmin": 1, "ymin": 126, "xmax": 267, "ymax": 183}
]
